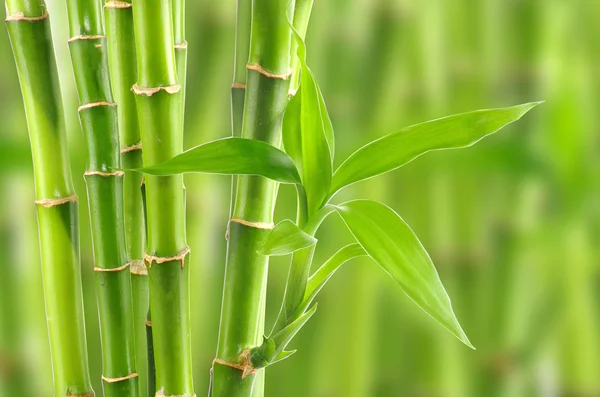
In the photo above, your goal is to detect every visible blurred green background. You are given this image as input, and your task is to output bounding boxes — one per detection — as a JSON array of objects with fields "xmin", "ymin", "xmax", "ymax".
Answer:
[{"xmin": 1, "ymin": 0, "xmax": 599, "ymax": 396}]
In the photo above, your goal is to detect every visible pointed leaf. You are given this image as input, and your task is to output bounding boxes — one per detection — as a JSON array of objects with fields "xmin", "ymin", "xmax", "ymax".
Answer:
[
  {"xmin": 282, "ymin": 30, "xmax": 333, "ymax": 215},
  {"xmin": 258, "ymin": 220, "xmax": 317, "ymax": 256},
  {"xmin": 332, "ymin": 102, "xmax": 542, "ymax": 193},
  {"xmin": 334, "ymin": 200, "xmax": 473, "ymax": 348},
  {"xmin": 137, "ymin": 137, "xmax": 301, "ymax": 184}
]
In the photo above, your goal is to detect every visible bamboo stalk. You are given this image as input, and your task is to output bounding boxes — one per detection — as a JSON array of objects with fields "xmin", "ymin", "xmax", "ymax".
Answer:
[
  {"xmin": 64, "ymin": 0, "xmax": 138, "ymax": 396},
  {"xmin": 103, "ymin": 1, "xmax": 148, "ymax": 396},
  {"xmin": 5, "ymin": 1, "xmax": 94, "ymax": 395},
  {"xmin": 211, "ymin": 1, "xmax": 295, "ymax": 396},
  {"xmin": 131, "ymin": 0, "xmax": 193, "ymax": 395}
]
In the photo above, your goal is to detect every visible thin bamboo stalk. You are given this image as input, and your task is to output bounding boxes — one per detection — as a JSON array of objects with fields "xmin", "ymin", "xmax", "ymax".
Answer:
[
  {"xmin": 211, "ymin": 1, "xmax": 295, "ymax": 396},
  {"xmin": 131, "ymin": 0, "xmax": 193, "ymax": 395},
  {"xmin": 103, "ymin": 1, "xmax": 148, "ymax": 396},
  {"xmin": 64, "ymin": 0, "xmax": 138, "ymax": 396},
  {"xmin": 5, "ymin": 1, "xmax": 94, "ymax": 395}
]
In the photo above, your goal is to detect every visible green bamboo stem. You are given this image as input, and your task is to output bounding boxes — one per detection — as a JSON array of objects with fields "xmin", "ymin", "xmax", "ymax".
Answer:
[
  {"xmin": 211, "ymin": 1, "xmax": 295, "ymax": 396},
  {"xmin": 131, "ymin": 0, "xmax": 193, "ymax": 395},
  {"xmin": 5, "ymin": 1, "xmax": 94, "ymax": 395},
  {"xmin": 64, "ymin": 0, "xmax": 138, "ymax": 396},
  {"xmin": 289, "ymin": 0, "xmax": 314, "ymax": 93},
  {"xmin": 103, "ymin": 1, "xmax": 148, "ymax": 396}
]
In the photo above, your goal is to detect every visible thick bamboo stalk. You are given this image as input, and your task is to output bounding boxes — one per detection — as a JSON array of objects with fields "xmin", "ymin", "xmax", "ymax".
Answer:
[
  {"xmin": 5, "ymin": 1, "xmax": 94, "ymax": 395},
  {"xmin": 103, "ymin": 1, "xmax": 148, "ymax": 396},
  {"xmin": 131, "ymin": 0, "xmax": 193, "ymax": 395},
  {"xmin": 211, "ymin": 1, "xmax": 295, "ymax": 396},
  {"xmin": 64, "ymin": 0, "xmax": 138, "ymax": 396}
]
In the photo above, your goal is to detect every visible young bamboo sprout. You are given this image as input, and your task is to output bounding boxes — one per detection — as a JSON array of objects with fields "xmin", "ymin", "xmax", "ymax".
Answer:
[
  {"xmin": 103, "ymin": 0, "xmax": 149, "ymax": 396},
  {"xmin": 64, "ymin": 0, "xmax": 138, "ymax": 396},
  {"xmin": 131, "ymin": 0, "xmax": 193, "ymax": 395},
  {"xmin": 5, "ymin": 0, "xmax": 94, "ymax": 395}
]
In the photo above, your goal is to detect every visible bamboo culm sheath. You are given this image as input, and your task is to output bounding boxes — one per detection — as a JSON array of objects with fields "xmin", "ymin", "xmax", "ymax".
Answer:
[
  {"xmin": 104, "ymin": 1, "xmax": 149, "ymax": 396},
  {"xmin": 64, "ymin": 0, "xmax": 139, "ymax": 396},
  {"xmin": 5, "ymin": 0, "xmax": 94, "ymax": 395},
  {"xmin": 211, "ymin": 0, "xmax": 296, "ymax": 396},
  {"xmin": 132, "ymin": 0, "xmax": 193, "ymax": 395}
]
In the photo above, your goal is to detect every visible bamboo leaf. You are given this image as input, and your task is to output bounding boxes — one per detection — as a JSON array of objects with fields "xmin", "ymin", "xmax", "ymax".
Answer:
[
  {"xmin": 334, "ymin": 200, "xmax": 474, "ymax": 348},
  {"xmin": 332, "ymin": 102, "xmax": 542, "ymax": 193},
  {"xmin": 136, "ymin": 137, "xmax": 301, "ymax": 184},
  {"xmin": 283, "ymin": 29, "xmax": 333, "ymax": 215},
  {"xmin": 258, "ymin": 220, "xmax": 317, "ymax": 256}
]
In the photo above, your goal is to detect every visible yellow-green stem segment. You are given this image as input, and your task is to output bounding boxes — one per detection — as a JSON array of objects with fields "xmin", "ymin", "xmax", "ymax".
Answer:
[
  {"xmin": 64, "ymin": 0, "xmax": 138, "ymax": 396},
  {"xmin": 103, "ymin": 1, "xmax": 149, "ymax": 397},
  {"xmin": 5, "ymin": 1, "xmax": 94, "ymax": 395},
  {"xmin": 131, "ymin": 0, "xmax": 193, "ymax": 395},
  {"xmin": 211, "ymin": 1, "xmax": 296, "ymax": 396}
]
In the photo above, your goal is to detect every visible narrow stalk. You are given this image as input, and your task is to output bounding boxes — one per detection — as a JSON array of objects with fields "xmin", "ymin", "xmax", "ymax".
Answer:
[
  {"xmin": 289, "ymin": 0, "xmax": 314, "ymax": 93},
  {"xmin": 173, "ymin": 0, "xmax": 186, "ymax": 133},
  {"xmin": 5, "ymin": 1, "xmax": 94, "ymax": 395},
  {"xmin": 211, "ymin": 1, "xmax": 295, "ymax": 396},
  {"xmin": 131, "ymin": 0, "xmax": 193, "ymax": 395},
  {"xmin": 64, "ymin": 0, "xmax": 138, "ymax": 396},
  {"xmin": 103, "ymin": 1, "xmax": 148, "ymax": 396}
]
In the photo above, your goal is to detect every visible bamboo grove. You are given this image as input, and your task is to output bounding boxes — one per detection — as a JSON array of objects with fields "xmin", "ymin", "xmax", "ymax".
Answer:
[{"xmin": 10, "ymin": 0, "xmax": 591, "ymax": 396}]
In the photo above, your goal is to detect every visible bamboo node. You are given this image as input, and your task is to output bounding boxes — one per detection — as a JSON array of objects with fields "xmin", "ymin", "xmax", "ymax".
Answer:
[
  {"xmin": 246, "ymin": 63, "xmax": 292, "ymax": 80},
  {"xmin": 35, "ymin": 194, "xmax": 78, "ymax": 208},
  {"xmin": 68, "ymin": 35, "xmax": 106, "ymax": 43},
  {"xmin": 5, "ymin": 10, "xmax": 48, "ymax": 22},
  {"xmin": 132, "ymin": 83, "xmax": 181, "ymax": 97},
  {"xmin": 102, "ymin": 372, "xmax": 139, "ymax": 383},
  {"xmin": 104, "ymin": 1, "xmax": 132, "ymax": 8},
  {"xmin": 84, "ymin": 170, "xmax": 125, "ymax": 177},
  {"xmin": 121, "ymin": 141, "xmax": 142, "ymax": 154},
  {"xmin": 213, "ymin": 350, "xmax": 257, "ymax": 379},
  {"xmin": 94, "ymin": 262, "xmax": 130, "ymax": 273},
  {"xmin": 78, "ymin": 101, "xmax": 116, "ymax": 112},
  {"xmin": 66, "ymin": 393, "xmax": 94, "ymax": 397},
  {"xmin": 145, "ymin": 319, "xmax": 152, "ymax": 327},
  {"xmin": 144, "ymin": 246, "xmax": 190, "ymax": 269},
  {"xmin": 155, "ymin": 388, "xmax": 196, "ymax": 397},
  {"xmin": 231, "ymin": 82, "xmax": 246, "ymax": 89},
  {"xmin": 174, "ymin": 41, "xmax": 188, "ymax": 49},
  {"xmin": 230, "ymin": 218, "xmax": 274, "ymax": 230},
  {"xmin": 129, "ymin": 260, "xmax": 147, "ymax": 276}
]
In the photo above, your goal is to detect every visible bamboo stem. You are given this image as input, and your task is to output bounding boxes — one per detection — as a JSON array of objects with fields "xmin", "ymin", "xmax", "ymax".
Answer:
[
  {"xmin": 64, "ymin": 0, "xmax": 138, "ymax": 396},
  {"xmin": 211, "ymin": 1, "xmax": 295, "ymax": 396},
  {"xmin": 131, "ymin": 0, "xmax": 193, "ymax": 395},
  {"xmin": 5, "ymin": 1, "xmax": 94, "ymax": 395},
  {"xmin": 103, "ymin": 1, "xmax": 149, "ymax": 396}
]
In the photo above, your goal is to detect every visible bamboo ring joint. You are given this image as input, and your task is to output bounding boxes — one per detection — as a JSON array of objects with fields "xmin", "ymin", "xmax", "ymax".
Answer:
[
  {"xmin": 145, "ymin": 319, "xmax": 152, "ymax": 327},
  {"xmin": 144, "ymin": 246, "xmax": 190, "ymax": 269},
  {"xmin": 231, "ymin": 82, "xmax": 246, "ymax": 89},
  {"xmin": 78, "ymin": 101, "xmax": 116, "ymax": 112},
  {"xmin": 129, "ymin": 260, "xmax": 147, "ymax": 276},
  {"xmin": 213, "ymin": 350, "xmax": 257, "ymax": 379},
  {"xmin": 230, "ymin": 218, "xmax": 274, "ymax": 230},
  {"xmin": 174, "ymin": 41, "xmax": 188, "ymax": 49},
  {"xmin": 66, "ymin": 393, "xmax": 94, "ymax": 397},
  {"xmin": 246, "ymin": 63, "xmax": 292, "ymax": 80},
  {"xmin": 68, "ymin": 35, "xmax": 106, "ymax": 43},
  {"xmin": 35, "ymin": 194, "xmax": 78, "ymax": 208},
  {"xmin": 5, "ymin": 10, "xmax": 48, "ymax": 22},
  {"xmin": 94, "ymin": 262, "xmax": 130, "ymax": 273},
  {"xmin": 102, "ymin": 372, "xmax": 138, "ymax": 383},
  {"xmin": 84, "ymin": 170, "xmax": 125, "ymax": 177},
  {"xmin": 155, "ymin": 388, "xmax": 196, "ymax": 397},
  {"xmin": 121, "ymin": 141, "xmax": 142, "ymax": 154},
  {"xmin": 132, "ymin": 84, "xmax": 181, "ymax": 97},
  {"xmin": 104, "ymin": 1, "xmax": 132, "ymax": 8}
]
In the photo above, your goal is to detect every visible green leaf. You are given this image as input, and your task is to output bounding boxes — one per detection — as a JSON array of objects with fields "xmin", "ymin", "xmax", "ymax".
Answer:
[
  {"xmin": 136, "ymin": 137, "xmax": 301, "ymax": 184},
  {"xmin": 332, "ymin": 102, "xmax": 542, "ymax": 193},
  {"xmin": 258, "ymin": 220, "xmax": 317, "ymax": 256},
  {"xmin": 334, "ymin": 200, "xmax": 474, "ymax": 348},
  {"xmin": 283, "ymin": 29, "xmax": 333, "ymax": 215}
]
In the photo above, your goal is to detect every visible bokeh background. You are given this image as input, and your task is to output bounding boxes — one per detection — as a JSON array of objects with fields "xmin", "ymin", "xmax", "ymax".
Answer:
[{"xmin": 1, "ymin": 0, "xmax": 599, "ymax": 396}]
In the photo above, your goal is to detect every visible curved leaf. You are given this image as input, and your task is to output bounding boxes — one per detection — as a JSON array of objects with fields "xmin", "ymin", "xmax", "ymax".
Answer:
[
  {"xmin": 137, "ymin": 137, "xmax": 301, "ymax": 184},
  {"xmin": 334, "ymin": 200, "xmax": 474, "ymax": 348},
  {"xmin": 259, "ymin": 220, "xmax": 317, "ymax": 256},
  {"xmin": 332, "ymin": 102, "xmax": 542, "ymax": 193}
]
